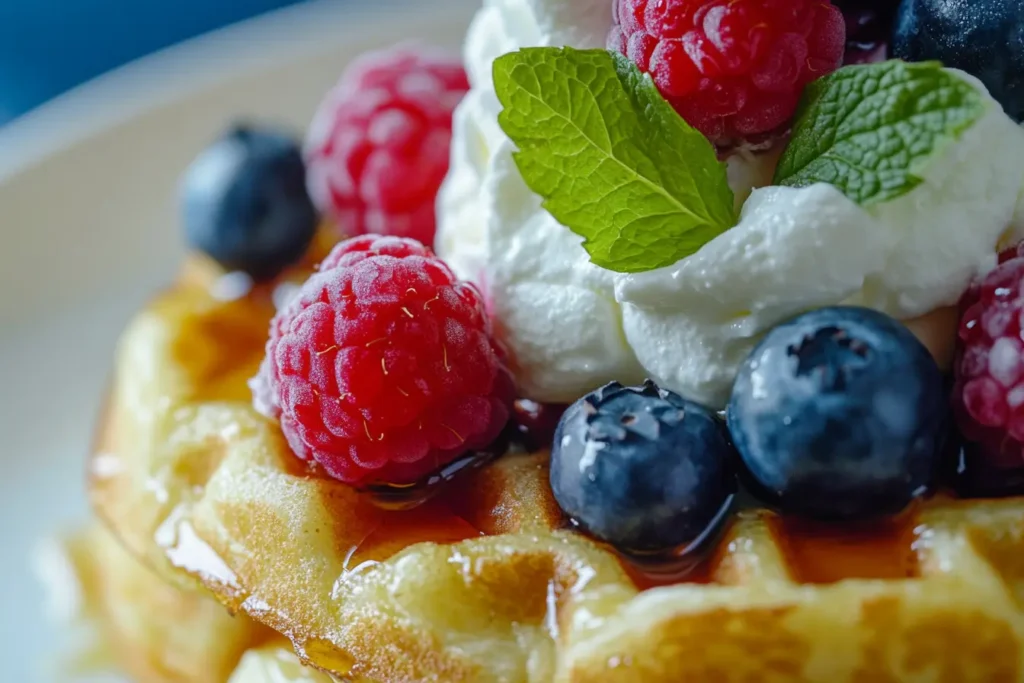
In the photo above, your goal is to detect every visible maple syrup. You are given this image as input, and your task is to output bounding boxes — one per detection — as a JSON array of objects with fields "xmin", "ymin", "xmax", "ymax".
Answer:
[
  {"xmin": 274, "ymin": 450, "xmax": 482, "ymax": 574},
  {"xmin": 611, "ymin": 492, "xmax": 736, "ymax": 590},
  {"xmin": 172, "ymin": 290, "xmax": 276, "ymax": 403},
  {"xmin": 769, "ymin": 508, "xmax": 922, "ymax": 584},
  {"xmin": 155, "ymin": 505, "xmax": 241, "ymax": 596},
  {"xmin": 363, "ymin": 426, "xmax": 513, "ymax": 511},
  {"xmin": 337, "ymin": 499, "xmax": 483, "ymax": 572}
]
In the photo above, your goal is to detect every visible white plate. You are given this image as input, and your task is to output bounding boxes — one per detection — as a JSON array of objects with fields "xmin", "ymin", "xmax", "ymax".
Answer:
[{"xmin": 0, "ymin": 1, "xmax": 473, "ymax": 679}]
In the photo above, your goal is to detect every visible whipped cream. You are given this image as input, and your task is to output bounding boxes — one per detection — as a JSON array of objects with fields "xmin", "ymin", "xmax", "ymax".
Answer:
[
  {"xmin": 437, "ymin": 0, "xmax": 778, "ymax": 402},
  {"xmin": 480, "ymin": 140, "xmax": 646, "ymax": 401},
  {"xmin": 618, "ymin": 73, "xmax": 1024, "ymax": 406},
  {"xmin": 437, "ymin": 0, "xmax": 647, "ymax": 402},
  {"xmin": 437, "ymin": 3, "xmax": 1024, "ymax": 407}
]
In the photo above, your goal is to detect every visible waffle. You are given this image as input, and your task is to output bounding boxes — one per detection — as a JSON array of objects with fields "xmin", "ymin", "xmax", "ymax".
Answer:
[
  {"xmin": 42, "ymin": 523, "xmax": 336, "ymax": 682},
  {"xmin": 40, "ymin": 523, "xmax": 271, "ymax": 683},
  {"xmin": 87, "ymin": 255, "xmax": 1024, "ymax": 683}
]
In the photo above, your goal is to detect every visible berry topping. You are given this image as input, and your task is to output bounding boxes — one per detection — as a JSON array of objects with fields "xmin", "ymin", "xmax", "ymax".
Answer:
[
  {"xmin": 304, "ymin": 46, "xmax": 469, "ymax": 245},
  {"xmin": 953, "ymin": 252, "xmax": 1024, "ymax": 493},
  {"xmin": 181, "ymin": 125, "xmax": 318, "ymax": 280},
  {"xmin": 727, "ymin": 306, "xmax": 947, "ymax": 520},
  {"xmin": 607, "ymin": 0, "xmax": 846, "ymax": 145},
  {"xmin": 512, "ymin": 399, "xmax": 566, "ymax": 452},
  {"xmin": 833, "ymin": 0, "xmax": 897, "ymax": 64},
  {"xmin": 251, "ymin": 234, "xmax": 513, "ymax": 486},
  {"xmin": 892, "ymin": 0, "xmax": 1024, "ymax": 121},
  {"xmin": 550, "ymin": 381, "xmax": 736, "ymax": 554}
]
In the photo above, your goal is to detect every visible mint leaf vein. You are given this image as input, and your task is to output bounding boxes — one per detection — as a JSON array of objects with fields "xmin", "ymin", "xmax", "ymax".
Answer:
[
  {"xmin": 493, "ymin": 47, "xmax": 735, "ymax": 273},
  {"xmin": 774, "ymin": 61, "xmax": 987, "ymax": 205}
]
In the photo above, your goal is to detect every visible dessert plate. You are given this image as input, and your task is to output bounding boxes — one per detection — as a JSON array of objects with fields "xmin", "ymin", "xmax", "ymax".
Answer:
[{"xmin": 0, "ymin": 1, "xmax": 472, "ymax": 680}]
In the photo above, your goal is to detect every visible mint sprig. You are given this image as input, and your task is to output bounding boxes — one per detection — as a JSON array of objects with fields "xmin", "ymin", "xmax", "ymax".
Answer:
[
  {"xmin": 774, "ymin": 60, "xmax": 987, "ymax": 205},
  {"xmin": 493, "ymin": 47, "xmax": 735, "ymax": 274}
]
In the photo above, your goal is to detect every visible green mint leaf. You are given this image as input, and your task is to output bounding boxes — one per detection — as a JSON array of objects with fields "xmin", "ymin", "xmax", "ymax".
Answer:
[
  {"xmin": 493, "ymin": 47, "xmax": 735, "ymax": 274},
  {"xmin": 774, "ymin": 60, "xmax": 987, "ymax": 205}
]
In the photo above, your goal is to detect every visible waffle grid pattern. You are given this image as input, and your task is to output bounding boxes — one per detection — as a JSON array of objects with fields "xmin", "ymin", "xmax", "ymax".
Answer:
[{"xmin": 88, "ymin": 269, "xmax": 1024, "ymax": 683}]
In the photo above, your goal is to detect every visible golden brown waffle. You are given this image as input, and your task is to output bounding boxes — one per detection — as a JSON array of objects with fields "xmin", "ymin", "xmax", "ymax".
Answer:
[
  {"xmin": 45, "ymin": 523, "xmax": 269, "ymax": 683},
  {"xmin": 228, "ymin": 642, "xmax": 335, "ymax": 682},
  {"xmin": 89, "ymin": 257, "xmax": 1024, "ymax": 682}
]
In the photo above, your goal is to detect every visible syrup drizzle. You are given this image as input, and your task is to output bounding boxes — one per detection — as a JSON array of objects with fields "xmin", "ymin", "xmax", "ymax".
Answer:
[
  {"xmin": 362, "ymin": 434, "xmax": 508, "ymax": 511},
  {"xmin": 154, "ymin": 504, "xmax": 240, "ymax": 591},
  {"xmin": 613, "ymin": 492, "xmax": 737, "ymax": 589},
  {"xmin": 769, "ymin": 508, "xmax": 922, "ymax": 584},
  {"xmin": 338, "ymin": 499, "xmax": 481, "ymax": 573}
]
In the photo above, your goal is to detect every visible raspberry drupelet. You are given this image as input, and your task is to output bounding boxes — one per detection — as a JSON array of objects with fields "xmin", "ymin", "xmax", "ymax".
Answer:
[
  {"xmin": 953, "ymin": 245, "xmax": 1024, "ymax": 482},
  {"xmin": 608, "ymin": 0, "xmax": 846, "ymax": 146},
  {"xmin": 304, "ymin": 46, "xmax": 469, "ymax": 245},
  {"xmin": 251, "ymin": 234, "xmax": 514, "ymax": 486}
]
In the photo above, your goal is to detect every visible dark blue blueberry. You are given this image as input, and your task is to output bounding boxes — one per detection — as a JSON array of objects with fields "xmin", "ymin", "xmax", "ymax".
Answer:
[
  {"xmin": 550, "ymin": 380, "xmax": 736, "ymax": 554},
  {"xmin": 181, "ymin": 124, "xmax": 318, "ymax": 280},
  {"xmin": 833, "ymin": 1, "xmax": 899, "ymax": 64},
  {"xmin": 727, "ymin": 306, "xmax": 947, "ymax": 521},
  {"xmin": 892, "ymin": 0, "xmax": 1024, "ymax": 121}
]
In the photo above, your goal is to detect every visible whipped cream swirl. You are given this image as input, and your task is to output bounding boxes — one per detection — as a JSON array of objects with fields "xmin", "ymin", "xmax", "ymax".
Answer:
[{"xmin": 437, "ymin": 2, "xmax": 1024, "ymax": 407}]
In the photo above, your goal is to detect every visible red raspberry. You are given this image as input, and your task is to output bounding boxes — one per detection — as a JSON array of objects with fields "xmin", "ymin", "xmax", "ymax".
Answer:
[
  {"xmin": 608, "ymin": 0, "xmax": 846, "ymax": 145},
  {"xmin": 251, "ymin": 234, "xmax": 513, "ymax": 486},
  {"xmin": 304, "ymin": 46, "xmax": 469, "ymax": 245},
  {"xmin": 953, "ymin": 253, "xmax": 1024, "ymax": 476}
]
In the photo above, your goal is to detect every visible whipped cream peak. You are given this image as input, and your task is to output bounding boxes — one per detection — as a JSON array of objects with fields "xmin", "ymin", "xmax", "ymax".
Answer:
[
  {"xmin": 617, "ymin": 183, "xmax": 889, "ymax": 407},
  {"xmin": 438, "ymin": 3, "xmax": 1024, "ymax": 407},
  {"xmin": 438, "ymin": 0, "xmax": 641, "ymax": 400},
  {"xmin": 618, "ymin": 70, "xmax": 1024, "ymax": 406},
  {"xmin": 483, "ymin": 138, "xmax": 647, "ymax": 401},
  {"xmin": 463, "ymin": 0, "xmax": 612, "ymax": 89}
]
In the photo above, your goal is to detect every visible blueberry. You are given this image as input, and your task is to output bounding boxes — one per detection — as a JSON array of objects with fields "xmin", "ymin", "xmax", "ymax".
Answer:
[
  {"xmin": 833, "ymin": 1, "xmax": 899, "ymax": 64},
  {"xmin": 181, "ymin": 124, "xmax": 318, "ymax": 280},
  {"xmin": 727, "ymin": 306, "xmax": 947, "ymax": 521},
  {"xmin": 550, "ymin": 381, "xmax": 736, "ymax": 554},
  {"xmin": 892, "ymin": 0, "xmax": 1024, "ymax": 121}
]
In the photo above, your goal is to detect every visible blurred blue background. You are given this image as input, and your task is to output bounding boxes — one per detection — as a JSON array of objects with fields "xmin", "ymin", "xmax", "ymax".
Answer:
[{"xmin": 0, "ymin": 0, "xmax": 308, "ymax": 125}]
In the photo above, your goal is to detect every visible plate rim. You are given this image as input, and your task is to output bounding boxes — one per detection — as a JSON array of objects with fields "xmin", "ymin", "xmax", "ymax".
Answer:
[
  {"xmin": 0, "ymin": 2, "xmax": 475, "ymax": 679},
  {"xmin": 0, "ymin": 0, "xmax": 463, "ymax": 184}
]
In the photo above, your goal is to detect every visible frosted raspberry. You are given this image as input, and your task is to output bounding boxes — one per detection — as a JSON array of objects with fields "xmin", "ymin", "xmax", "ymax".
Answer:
[
  {"xmin": 608, "ymin": 0, "xmax": 846, "ymax": 145},
  {"xmin": 304, "ymin": 46, "xmax": 468, "ymax": 245},
  {"xmin": 251, "ymin": 234, "xmax": 513, "ymax": 486},
  {"xmin": 953, "ymin": 252, "xmax": 1024, "ymax": 484}
]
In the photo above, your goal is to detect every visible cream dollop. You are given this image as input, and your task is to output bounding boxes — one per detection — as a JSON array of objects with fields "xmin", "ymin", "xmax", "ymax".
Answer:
[
  {"xmin": 437, "ymin": 0, "xmax": 648, "ymax": 402},
  {"xmin": 618, "ymin": 73, "xmax": 1024, "ymax": 406},
  {"xmin": 437, "ymin": 2, "xmax": 1024, "ymax": 407},
  {"xmin": 436, "ymin": 0, "xmax": 777, "ymax": 401}
]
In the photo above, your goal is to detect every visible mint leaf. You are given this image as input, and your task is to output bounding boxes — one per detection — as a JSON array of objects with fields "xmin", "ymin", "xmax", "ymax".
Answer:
[
  {"xmin": 493, "ymin": 47, "xmax": 734, "ymax": 273},
  {"xmin": 774, "ymin": 60, "xmax": 987, "ymax": 205}
]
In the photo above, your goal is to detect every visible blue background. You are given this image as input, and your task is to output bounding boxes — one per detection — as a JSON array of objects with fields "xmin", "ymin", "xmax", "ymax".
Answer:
[{"xmin": 0, "ymin": 0, "xmax": 307, "ymax": 125}]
